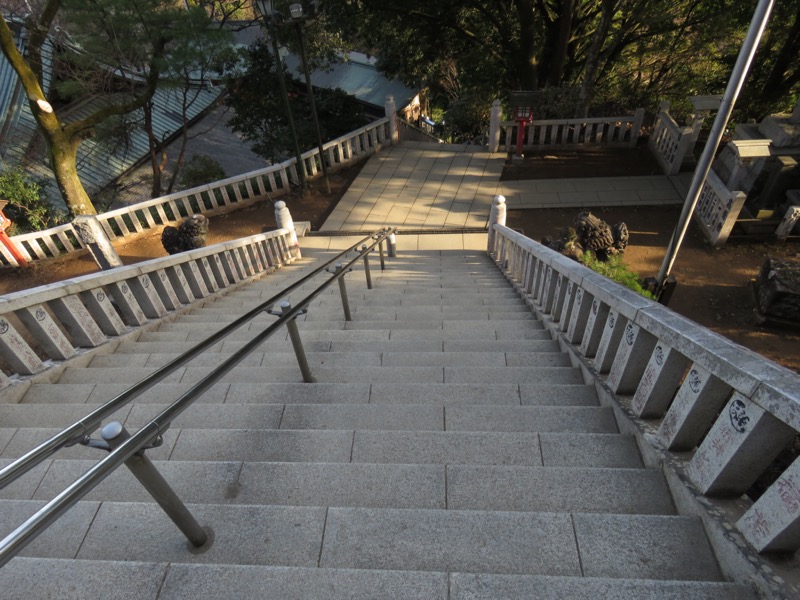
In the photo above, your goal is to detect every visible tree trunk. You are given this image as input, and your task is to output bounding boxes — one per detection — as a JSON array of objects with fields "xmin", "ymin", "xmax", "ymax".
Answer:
[
  {"xmin": 547, "ymin": 0, "xmax": 578, "ymax": 87},
  {"xmin": 579, "ymin": 0, "xmax": 614, "ymax": 117},
  {"xmin": 515, "ymin": 0, "xmax": 539, "ymax": 89},
  {"xmin": 48, "ymin": 133, "xmax": 97, "ymax": 216}
]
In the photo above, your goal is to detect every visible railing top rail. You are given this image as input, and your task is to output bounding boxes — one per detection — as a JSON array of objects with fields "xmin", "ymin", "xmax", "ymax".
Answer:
[
  {"xmin": 501, "ymin": 115, "xmax": 636, "ymax": 127},
  {"xmin": 0, "ymin": 226, "xmax": 396, "ymax": 567}
]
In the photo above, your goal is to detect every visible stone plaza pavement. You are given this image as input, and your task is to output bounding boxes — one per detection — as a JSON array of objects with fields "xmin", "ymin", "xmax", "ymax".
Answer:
[{"xmin": 320, "ymin": 141, "xmax": 688, "ymax": 232}]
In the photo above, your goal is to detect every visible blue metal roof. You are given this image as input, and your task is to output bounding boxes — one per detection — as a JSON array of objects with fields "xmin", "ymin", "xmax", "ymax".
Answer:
[{"xmin": 283, "ymin": 51, "xmax": 416, "ymax": 110}]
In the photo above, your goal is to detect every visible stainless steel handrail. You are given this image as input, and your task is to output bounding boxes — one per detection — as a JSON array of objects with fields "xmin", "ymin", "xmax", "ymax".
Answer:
[
  {"xmin": 0, "ymin": 230, "xmax": 380, "ymax": 491},
  {"xmin": 0, "ymin": 227, "xmax": 395, "ymax": 567}
]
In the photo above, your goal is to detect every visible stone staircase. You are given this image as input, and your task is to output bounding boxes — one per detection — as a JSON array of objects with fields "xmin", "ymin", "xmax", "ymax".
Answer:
[{"xmin": 0, "ymin": 241, "xmax": 756, "ymax": 598}]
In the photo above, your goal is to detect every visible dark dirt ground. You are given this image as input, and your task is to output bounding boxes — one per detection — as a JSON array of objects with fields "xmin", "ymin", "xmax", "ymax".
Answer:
[{"xmin": 1, "ymin": 150, "xmax": 798, "ymax": 372}]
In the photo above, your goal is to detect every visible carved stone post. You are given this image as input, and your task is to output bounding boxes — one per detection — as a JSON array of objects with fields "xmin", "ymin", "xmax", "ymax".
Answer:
[
  {"xmin": 487, "ymin": 195, "xmax": 506, "ymax": 254},
  {"xmin": 488, "ymin": 99, "xmax": 502, "ymax": 152},
  {"xmin": 72, "ymin": 215, "xmax": 123, "ymax": 270},
  {"xmin": 385, "ymin": 95, "xmax": 398, "ymax": 144},
  {"xmin": 274, "ymin": 200, "xmax": 298, "ymax": 248}
]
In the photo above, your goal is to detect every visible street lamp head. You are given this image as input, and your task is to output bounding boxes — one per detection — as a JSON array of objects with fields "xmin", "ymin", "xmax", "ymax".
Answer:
[
  {"xmin": 253, "ymin": 0, "xmax": 271, "ymax": 17},
  {"xmin": 289, "ymin": 3, "xmax": 303, "ymax": 19}
]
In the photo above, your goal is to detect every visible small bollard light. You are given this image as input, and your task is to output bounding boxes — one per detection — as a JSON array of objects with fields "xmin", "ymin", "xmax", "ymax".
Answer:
[{"xmin": 387, "ymin": 232, "xmax": 397, "ymax": 258}]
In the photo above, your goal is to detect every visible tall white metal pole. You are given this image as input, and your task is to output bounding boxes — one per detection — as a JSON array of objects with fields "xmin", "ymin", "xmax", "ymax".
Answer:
[{"xmin": 656, "ymin": 0, "xmax": 776, "ymax": 290}]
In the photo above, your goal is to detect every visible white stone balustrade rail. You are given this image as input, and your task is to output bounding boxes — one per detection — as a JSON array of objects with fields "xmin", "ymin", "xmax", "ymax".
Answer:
[
  {"xmin": 0, "ymin": 228, "xmax": 299, "ymax": 388},
  {"xmin": 490, "ymin": 223, "xmax": 800, "ymax": 554},
  {"xmin": 0, "ymin": 118, "xmax": 391, "ymax": 267},
  {"xmin": 649, "ymin": 104, "xmax": 695, "ymax": 175},
  {"xmin": 694, "ymin": 168, "xmax": 748, "ymax": 247},
  {"xmin": 497, "ymin": 109, "xmax": 644, "ymax": 151}
]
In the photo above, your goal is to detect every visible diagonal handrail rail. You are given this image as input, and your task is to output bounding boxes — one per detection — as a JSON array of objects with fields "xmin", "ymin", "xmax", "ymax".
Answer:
[
  {"xmin": 0, "ymin": 226, "xmax": 396, "ymax": 567},
  {"xmin": 0, "ymin": 229, "xmax": 379, "ymax": 491}
]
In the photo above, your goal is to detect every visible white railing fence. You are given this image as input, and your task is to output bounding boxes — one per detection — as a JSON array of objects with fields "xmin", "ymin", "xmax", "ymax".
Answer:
[
  {"xmin": 0, "ymin": 228, "xmax": 299, "ymax": 389},
  {"xmin": 489, "ymin": 103, "xmax": 644, "ymax": 152},
  {"xmin": 1, "ymin": 118, "xmax": 391, "ymax": 267},
  {"xmin": 489, "ymin": 223, "xmax": 800, "ymax": 559},
  {"xmin": 648, "ymin": 104, "xmax": 693, "ymax": 175}
]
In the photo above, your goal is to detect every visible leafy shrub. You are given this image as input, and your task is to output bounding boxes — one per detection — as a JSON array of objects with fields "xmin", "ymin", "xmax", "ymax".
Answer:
[
  {"xmin": 0, "ymin": 167, "xmax": 65, "ymax": 233},
  {"xmin": 179, "ymin": 155, "xmax": 227, "ymax": 190},
  {"xmin": 582, "ymin": 251, "xmax": 655, "ymax": 299}
]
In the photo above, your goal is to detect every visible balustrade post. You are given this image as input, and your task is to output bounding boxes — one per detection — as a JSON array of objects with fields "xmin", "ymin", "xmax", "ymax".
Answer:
[
  {"xmin": 274, "ymin": 200, "xmax": 298, "ymax": 249},
  {"xmin": 387, "ymin": 233, "xmax": 397, "ymax": 258},
  {"xmin": 686, "ymin": 394, "xmax": 795, "ymax": 496},
  {"xmin": 606, "ymin": 322, "xmax": 657, "ymax": 394},
  {"xmin": 487, "ymin": 195, "xmax": 506, "ymax": 254},
  {"xmin": 631, "ymin": 343, "xmax": 690, "ymax": 418},
  {"xmin": 72, "ymin": 215, "xmax": 123, "ymax": 270},
  {"xmin": 593, "ymin": 309, "xmax": 627, "ymax": 373},
  {"xmin": 385, "ymin": 95, "xmax": 398, "ymax": 144},
  {"xmin": 488, "ymin": 99, "xmax": 502, "ymax": 152},
  {"xmin": 657, "ymin": 365, "xmax": 731, "ymax": 450},
  {"xmin": 738, "ymin": 456, "xmax": 800, "ymax": 552}
]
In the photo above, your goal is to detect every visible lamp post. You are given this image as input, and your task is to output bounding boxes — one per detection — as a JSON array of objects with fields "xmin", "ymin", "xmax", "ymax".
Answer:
[
  {"xmin": 254, "ymin": 0, "xmax": 305, "ymax": 187},
  {"xmin": 285, "ymin": 3, "xmax": 331, "ymax": 194}
]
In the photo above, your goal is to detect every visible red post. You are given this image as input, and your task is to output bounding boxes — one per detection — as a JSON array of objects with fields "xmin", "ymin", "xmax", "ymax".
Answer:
[
  {"xmin": 0, "ymin": 205, "xmax": 29, "ymax": 267},
  {"xmin": 514, "ymin": 106, "xmax": 532, "ymax": 157}
]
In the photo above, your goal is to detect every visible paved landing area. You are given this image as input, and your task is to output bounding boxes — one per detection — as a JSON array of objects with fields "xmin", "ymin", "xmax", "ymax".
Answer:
[
  {"xmin": 321, "ymin": 143, "xmax": 505, "ymax": 232},
  {"xmin": 320, "ymin": 142, "xmax": 685, "ymax": 231}
]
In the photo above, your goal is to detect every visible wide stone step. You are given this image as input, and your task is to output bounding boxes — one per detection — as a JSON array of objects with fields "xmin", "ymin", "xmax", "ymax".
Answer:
[
  {"xmin": 175, "ymin": 326, "xmax": 554, "ymax": 342},
  {"xmin": 0, "ymin": 558, "xmax": 757, "ymax": 600},
  {"xmin": 0, "ymin": 501, "xmax": 721, "ymax": 581},
  {"xmin": 16, "ymin": 380, "xmax": 596, "ymax": 407},
  {"xmin": 320, "ymin": 509, "xmax": 722, "ymax": 580},
  {"xmin": 9, "ymin": 459, "xmax": 670, "ymax": 515},
  {"xmin": 56, "ymin": 365, "xmax": 585, "ymax": 385},
  {"xmin": 218, "ymin": 294, "xmax": 526, "ymax": 307},
  {"xmin": 2, "ymin": 428, "xmax": 638, "ymax": 468},
  {"xmin": 86, "ymin": 350, "xmax": 571, "ymax": 370},
  {"xmin": 153, "ymin": 317, "xmax": 545, "ymax": 333}
]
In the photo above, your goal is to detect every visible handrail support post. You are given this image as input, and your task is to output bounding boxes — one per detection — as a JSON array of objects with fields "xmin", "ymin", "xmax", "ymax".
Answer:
[
  {"xmin": 333, "ymin": 263, "xmax": 353, "ymax": 321},
  {"xmin": 101, "ymin": 422, "xmax": 208, "ymax": 547},
  {"xmin": 361, "ymin": 245, "xmax": 373, "ymax": 289},
  {"xmin": 278, "ymin": 301, "xmax": 316, "ymax": 383},
  {"xmin": 378, "ymin": 238, "xmax": 386, "ymax": 271}
]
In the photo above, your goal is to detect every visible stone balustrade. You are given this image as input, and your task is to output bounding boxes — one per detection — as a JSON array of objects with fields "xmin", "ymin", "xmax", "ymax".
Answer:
[
  {"xmin": 490, "ymin": 222, "xmax": 800, "ymax": 554},
  {"xmin": 0, "ymin": 228, "xmax": 299, "ymax": 389},
  {"xmin": 649, "ymin": 103, "xmax": 694, "ymax": 176},
  {"xmin": 491, "ymin": 107, "xmax": 644, "ymax": 152},
  {"xmin": 0, "ymin": 118, "xmax": 391, "ymax": 267}
]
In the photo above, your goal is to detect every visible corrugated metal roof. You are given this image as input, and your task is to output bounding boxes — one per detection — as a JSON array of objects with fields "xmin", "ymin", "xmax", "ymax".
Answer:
[
  {"xmin": 60, "ymin": 86, "xmax": 222, "ymax": 207},
  {"xmin": 283, "ymin": 51, "xmax": 416, "ymax": 110}
]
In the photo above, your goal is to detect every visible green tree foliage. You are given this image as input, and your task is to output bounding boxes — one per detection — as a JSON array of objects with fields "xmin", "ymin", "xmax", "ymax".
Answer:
[
  {"xmin": 224, "ymin": 38, "xmax": 366, "ymax": 164},
  {"xmin": 0, "ymin": 167, "xmax": 66, "ymax": 233},
  {"xmin": 319, "ymin": 0, "xmax": 799, "ymax": 136}
]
